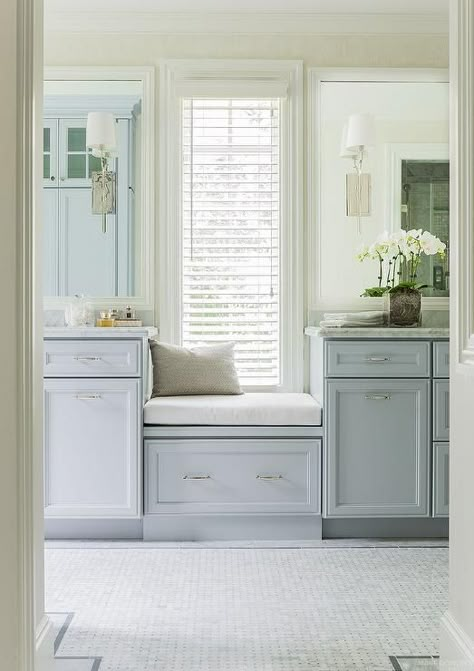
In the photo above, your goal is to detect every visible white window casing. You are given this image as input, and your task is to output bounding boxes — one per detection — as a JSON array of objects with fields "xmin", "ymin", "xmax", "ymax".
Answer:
[{"xmin": 160, "ymin": 60, "xmax": 303, "ymax": 392}]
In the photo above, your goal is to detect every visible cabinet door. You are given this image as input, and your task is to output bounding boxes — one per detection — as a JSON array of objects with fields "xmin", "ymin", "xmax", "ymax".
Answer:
[
  {"xmin": 433, "ymin": 380, "xmax": 450, "ymax": 441},
  {"xmin": 325, "ymin": 379, "xmax": 430, "ymax": 517},
  {"xmin": 58, "ymin": 119, "xmax": 103, "ymax": 187},
  {"xmin": 44, "ymin": 378, "xmax": 141, "ymax": 518},
  {"xmin": 433, "ymin": 442, "xmax": 449, "ymax": 518},
  {"xmin": 43, "ymin": 119, "xmax": 58, "ymax": 187},
  {"xmin": 59, "ymin": 189, "xmax": 117, "ymax": 296}
]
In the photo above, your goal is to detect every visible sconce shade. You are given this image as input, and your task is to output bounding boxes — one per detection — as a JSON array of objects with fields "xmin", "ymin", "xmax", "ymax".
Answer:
[
  {"xmin": 345, "ymin": 113, "xmax": 376, "ymax": 152},
  {"xmin": 86, "ymin": 112, "xmax": 117, "ymax": 152},
  {"xmin": 340, "ymin": 123, "xmax": 356, "ymax": 158}
]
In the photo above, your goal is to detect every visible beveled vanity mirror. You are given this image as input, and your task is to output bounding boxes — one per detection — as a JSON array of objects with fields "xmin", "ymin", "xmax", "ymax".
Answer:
[
  {"xmin": 43, "ymin": 67, "xmax": 154, "ymax": 309},
  {"xmin": 309, "ymin": 68, "xmax": 449, "ymax": 312}
]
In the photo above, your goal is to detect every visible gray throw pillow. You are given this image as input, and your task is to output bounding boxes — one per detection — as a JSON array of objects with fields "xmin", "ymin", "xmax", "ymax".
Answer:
[{"xmin": 149, "ymin": 340, "xmax": 243, "ymax": 397}]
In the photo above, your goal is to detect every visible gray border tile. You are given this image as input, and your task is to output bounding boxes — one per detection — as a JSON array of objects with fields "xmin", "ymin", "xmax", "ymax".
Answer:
[{"xmin": 48, "ymin": 611, "xmax": 102, "ymax": 671}]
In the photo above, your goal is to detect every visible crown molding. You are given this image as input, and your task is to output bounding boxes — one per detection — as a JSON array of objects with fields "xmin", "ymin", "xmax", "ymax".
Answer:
[{"xmin": 44, "ymin": 10, "xmax": 449, "ymax": 36}]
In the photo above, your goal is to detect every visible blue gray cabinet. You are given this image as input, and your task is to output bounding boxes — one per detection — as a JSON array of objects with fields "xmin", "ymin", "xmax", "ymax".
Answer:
[
  {"xmin": 325, "ymin": 378, "xmax": 430, "ymax": 517},
  {"xmin": 43, "ymin": 328, "xmax": 157, "ymax": 538},
  {"xmin": 307, "ymin": 331, "xmax": 450, "ymax": 523}
]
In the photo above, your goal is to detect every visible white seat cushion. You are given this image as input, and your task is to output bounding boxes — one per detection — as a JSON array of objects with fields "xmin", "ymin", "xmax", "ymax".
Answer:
[{"xmin": 143, "ymin": 393, "xmax": 322, "ymax": 426}]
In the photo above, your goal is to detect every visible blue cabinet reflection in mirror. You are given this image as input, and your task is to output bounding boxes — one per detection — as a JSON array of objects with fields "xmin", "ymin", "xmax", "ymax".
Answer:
[{"xmin": 43, "ymin": 79, "xmax": 143, "ymax": 298}]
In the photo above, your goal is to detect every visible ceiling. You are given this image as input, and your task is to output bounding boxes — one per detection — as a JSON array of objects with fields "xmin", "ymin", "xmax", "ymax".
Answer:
[{"xmin": 44, "ymin": 0, "xmax": 448, "ymax": 14}]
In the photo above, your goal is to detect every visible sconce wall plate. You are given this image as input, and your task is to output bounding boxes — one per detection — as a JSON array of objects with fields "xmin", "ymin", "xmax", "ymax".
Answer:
[
  {"xmin": 91, "ymin": 170, "xmax": 116, "ymax": 215},
  {"xmin": 346, "ymin": 172, "xmax": 371, "ymax": 217}
]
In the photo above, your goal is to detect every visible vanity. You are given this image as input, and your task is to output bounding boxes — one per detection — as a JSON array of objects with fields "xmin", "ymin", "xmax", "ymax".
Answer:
[
  {"xmin": 43, "ymin": 327, "xmax": 156, "ymax": 539},
  {"xmin": 308, "ymin": 326, "xmax": 449, "ymax": 537}
]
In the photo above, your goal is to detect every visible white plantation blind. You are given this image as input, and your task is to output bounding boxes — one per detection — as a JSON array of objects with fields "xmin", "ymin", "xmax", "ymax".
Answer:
[{"xmin": 182, "ymin": 97, "xmax": 281, "ymax": 386}]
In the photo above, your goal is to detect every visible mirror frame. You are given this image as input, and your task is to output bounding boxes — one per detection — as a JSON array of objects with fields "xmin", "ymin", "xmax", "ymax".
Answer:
[
  {"xmin": 307, "ymin": 67, "xmax": 449, "ymax": 314},
  {"xmin": 43, "ymin": 65, "xmax": 155, "ymax": 311}
]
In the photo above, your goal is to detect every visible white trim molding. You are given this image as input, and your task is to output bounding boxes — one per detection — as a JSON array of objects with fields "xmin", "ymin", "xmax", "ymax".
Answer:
[
  {"xmin": 43, "ymin": 66, "xmax": 156, "ymax": 313},
  {"xmin": 44, "ymin": 10, "xmax": 449, "ymax": 36},
  {"xmin": 35, "ymin": 617, "xmax": 55, "ymax": 671},
  {"xmin": 17, "ymin": 0, "xmax": 54, "ymax": 669},
  {"xmin": 450, "ymin": 0, "xmax": 474, "ymax": 372},
  {"xmin": 307, "ymin": 67, "xmax": 449, "ymax": 317},
  {"xmin": 440, "ymin": 611, "xmax": 474, "ymax": 670},
  {"xmin": 159, "ymin": 59, "xmax": 304, "ymax": 391}
]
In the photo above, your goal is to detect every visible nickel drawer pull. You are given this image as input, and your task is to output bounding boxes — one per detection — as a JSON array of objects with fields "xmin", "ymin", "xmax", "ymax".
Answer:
[
  {"xmin": 365, "ymin": 394, "xmax": 391, "ymax": 401},
  {"xmin": 75, "ymin": 394, "xmax": 102, "ymax": 400},
  {"xmin": 256, "ymin": 474, "xmax": 283, "ymax": 480},
  {"xmin": 365, "ymin": 356, "xmax": 391, "ymax": 362},
  {"xmin": 182, "ymin": 475, "xmax": 211, "ymax": 480},
  {"xmin": 73, "ymin": 356, "xmax": 102, "ymax": 361}
]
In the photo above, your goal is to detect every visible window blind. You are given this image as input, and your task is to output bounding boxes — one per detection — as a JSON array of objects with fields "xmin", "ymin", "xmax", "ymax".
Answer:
[{"xmin": 182, "ymin": 98, "xmax": 281, "ymax": 386}]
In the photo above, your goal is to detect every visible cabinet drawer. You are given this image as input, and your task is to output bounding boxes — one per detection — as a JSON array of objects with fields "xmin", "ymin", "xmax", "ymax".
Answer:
[
  {"xmin": 44, "ymin": 339, "xmax": 142, "ymax": 377},
  {"xmin": 44, "ymin": 378, "xmax": 141, "ymax": 518},
  {"xmin": 145, "ymin": 439, "xmax": 321, "ymax": 515},
  {"xmin": 433, "ymin": 380, "xmax": 449, "ymax": 441},
  {"xmin": 325, "ymin": 340, "xmax": 430, "ymax": 378},
  {"xmin": 433, "ymin": 341, "xmax": 449, "ymax": 378},
  {"xmin": 433, "ymin": 442, "xmax": 449, "ymax": 518}
]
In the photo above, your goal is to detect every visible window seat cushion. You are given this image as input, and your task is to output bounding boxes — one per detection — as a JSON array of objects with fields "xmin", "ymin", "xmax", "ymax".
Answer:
[{"xmin": 143, "ymin": 392, "xmax": 322, "ymax": 427}]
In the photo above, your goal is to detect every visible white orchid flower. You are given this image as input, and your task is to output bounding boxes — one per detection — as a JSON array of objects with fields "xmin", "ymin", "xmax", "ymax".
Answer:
[
  {"xmin": 420, "ymin": 230, "xmax": 446, "ymax": 256},
  {"xmin": 356, "ymin": 243, "xmax": 370, "ymax": 262}
]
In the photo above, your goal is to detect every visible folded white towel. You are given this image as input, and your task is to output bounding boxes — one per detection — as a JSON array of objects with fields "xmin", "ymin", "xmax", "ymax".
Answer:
[
  {"xmin": 320, "ymin": 320, "xmax": 384, "ymax": 328},
  {"xmin": 323, "ymin": 311, "xmax": 385, "ymax": 321}
]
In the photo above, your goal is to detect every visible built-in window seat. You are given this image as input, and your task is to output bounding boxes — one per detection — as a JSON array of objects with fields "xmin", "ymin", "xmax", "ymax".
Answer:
[
  {"xmin": 144, "ymin": 392, "xmax": 322, "ymax": 426},
  {"xmin": 143, "ymin": 392, "xmax": 323, "ymax": 541}
]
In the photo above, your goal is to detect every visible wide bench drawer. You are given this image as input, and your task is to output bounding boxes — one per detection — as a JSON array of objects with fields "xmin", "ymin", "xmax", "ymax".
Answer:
[
  {"xmin": 325, "ymin": 340, "xmax": 431, "ymax": 378},
  {"xmin": 44, "ymin": 339, "xmax": 142, "ymax": 378},
  {"xmin": 433, "ymin": 341, "xmax": 449, "ymax": 378},
  {"xmin": 145, "ymin": 439, "xmax": 321, "ymax": 515}
]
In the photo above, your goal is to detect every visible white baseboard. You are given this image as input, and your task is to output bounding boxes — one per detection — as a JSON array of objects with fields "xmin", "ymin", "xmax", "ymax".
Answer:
[
  {"xmin": 35, "ymin": 615, "xmax": 55, "ymax": 671},
  {"xmin": 440, "ymin": 611, "xmax": 474, "ymax": 670}
]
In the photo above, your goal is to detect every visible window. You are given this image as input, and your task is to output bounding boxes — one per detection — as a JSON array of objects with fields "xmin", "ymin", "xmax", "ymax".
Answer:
[
  {"xmin": 160, "ymin": 61, "xmax": 303, "ymax": 390},
  {"xmin": 182, "ymin": 98, "xmax": 280, "ymax": 385}
]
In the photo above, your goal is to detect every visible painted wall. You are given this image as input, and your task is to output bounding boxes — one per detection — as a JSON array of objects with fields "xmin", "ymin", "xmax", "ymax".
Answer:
[
  {"xmin": 44, "ymin": 30, "xmax": 449, "ymax": 328},
  {"xmin": 44, "ymin": 33, "xmax": 448, "ymax": 69}
]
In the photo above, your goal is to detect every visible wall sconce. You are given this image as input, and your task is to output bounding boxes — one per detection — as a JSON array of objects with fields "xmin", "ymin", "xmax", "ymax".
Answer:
[
  {"xmin": 86, "ymin": 112, "xmax": 117, "ymax": 234},
  {"xmin": 340, "ymin": 113, "xmax": 375, "ymax": 233}
]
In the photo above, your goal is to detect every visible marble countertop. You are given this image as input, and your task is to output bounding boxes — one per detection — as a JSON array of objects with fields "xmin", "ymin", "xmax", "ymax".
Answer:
[
  {"xmin": 305, "ymin": 326, "xmax": 449, "ymax": 339},
  {"xmin": 44, "ymin": 326, "xmax": 158, "ymax": 338}
]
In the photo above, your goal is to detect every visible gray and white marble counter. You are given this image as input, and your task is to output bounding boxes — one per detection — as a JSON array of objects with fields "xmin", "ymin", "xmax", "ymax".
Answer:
[
  {"xmin": 305, "ymin": 326, "xmax": 449, "ymax": 339},
  {"xmin": 44, "ymin": 326, "xmax": 158, "ymax": 339}
]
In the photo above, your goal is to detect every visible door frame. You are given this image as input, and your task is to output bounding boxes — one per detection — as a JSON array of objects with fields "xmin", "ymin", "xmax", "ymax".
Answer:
[{"xmin": 16, "ymin": 0, "xmax": 50, "ymax": 668}]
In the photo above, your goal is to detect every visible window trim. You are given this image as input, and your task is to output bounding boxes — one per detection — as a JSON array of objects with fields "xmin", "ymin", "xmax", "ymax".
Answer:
[{"xmin": 159, "ymin": 59, "xmax": 304, "ymax": 392}]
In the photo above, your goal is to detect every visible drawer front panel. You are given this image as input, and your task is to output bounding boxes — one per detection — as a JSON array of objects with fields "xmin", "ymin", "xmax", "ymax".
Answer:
[
  {"xmin": 325, "ymin": 341, "xmax": 431, "ymax": 378},
  {"xmin": 44, "ymin": 339, "xmax": 142, "ymax": 377},
  {"xmin": 44, "ymin": 377, "xmax": 141, "ymax": 518},
  {"xmin": 325, "ymin": 379, "xmax": 430, "ymax": 517},
  {"xmin": 145, "ymin": 439, "xmax": 321, "ymax": 515},
  {"xmin": 433, "ymin": 442, "xmax": 449, "ymax": 518},
  {"xmin": 433, "ymin": 380, "xmax": 450, "ymax": 441},
  {"xmin": 433, "ymin": 341, "xmax": 450, "ymax": 378}
]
